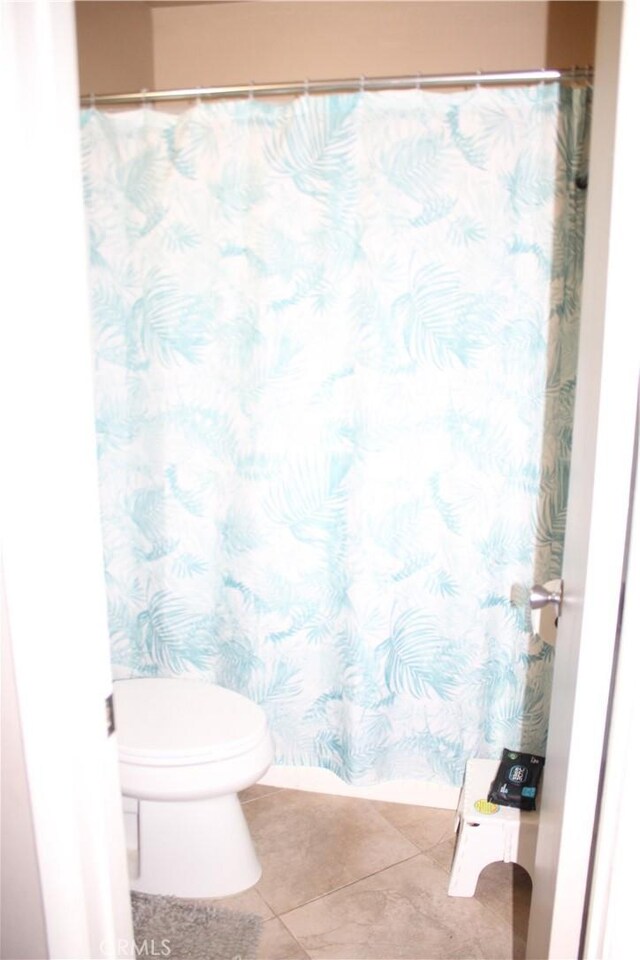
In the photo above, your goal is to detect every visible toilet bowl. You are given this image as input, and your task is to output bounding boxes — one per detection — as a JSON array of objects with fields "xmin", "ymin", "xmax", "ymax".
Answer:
[{"xmin": 113, "ymin": 677, "xmax": 273, "ymax": 899}]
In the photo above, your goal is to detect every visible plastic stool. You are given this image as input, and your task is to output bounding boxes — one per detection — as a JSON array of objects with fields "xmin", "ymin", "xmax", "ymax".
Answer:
[{"xmin": 448, "ymin": 758, "xmax": 540, "ymax": 897}]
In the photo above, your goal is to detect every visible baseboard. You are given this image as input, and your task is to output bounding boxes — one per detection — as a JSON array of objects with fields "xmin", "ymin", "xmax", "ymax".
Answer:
[{"xmin": 258, "ymin": 765, "xmax": 459, "ymax": 809}]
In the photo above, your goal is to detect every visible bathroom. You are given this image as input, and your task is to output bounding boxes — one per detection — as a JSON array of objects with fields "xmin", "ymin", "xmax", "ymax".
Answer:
[{"xmin": 2, "ymin": 2, "xmax": 637, "ymax": 960}]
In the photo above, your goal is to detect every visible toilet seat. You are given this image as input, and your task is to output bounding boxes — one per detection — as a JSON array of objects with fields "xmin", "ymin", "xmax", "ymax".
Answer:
[{"xmin": 114, "ymin": 678, "xmax": 268, "ymax": 766}]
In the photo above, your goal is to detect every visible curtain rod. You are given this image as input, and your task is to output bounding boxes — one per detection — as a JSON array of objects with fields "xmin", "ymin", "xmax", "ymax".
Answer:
[{"xmin": 80, "ymin": 67, "xmax": 593, "ymax": 106}]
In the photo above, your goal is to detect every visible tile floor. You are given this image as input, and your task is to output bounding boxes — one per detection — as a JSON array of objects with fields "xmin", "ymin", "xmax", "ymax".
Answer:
[{"xmin": 212, "ymin": 786, "xmax": 532, "ymax": 960}]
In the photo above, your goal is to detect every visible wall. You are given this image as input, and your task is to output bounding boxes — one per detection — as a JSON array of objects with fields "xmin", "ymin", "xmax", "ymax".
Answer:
[
  {"xmin": 75, "ymin": 1, "xmax": 597, "ymax": 97},
  {"xmin": 151, "ymin": 1, "xmax": 597, "ymax": 91},
  {"xmin": 75, "ymin": 0, "xmax": 154, "ymax": 96}
]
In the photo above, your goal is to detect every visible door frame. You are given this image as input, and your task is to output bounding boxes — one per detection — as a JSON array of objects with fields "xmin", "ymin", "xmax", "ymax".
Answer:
[
  {"xmin": 527, "ymin": 1, "xmax": 639, "ymax": 957},
  {"xmin": 0, "ymin": 2, "xmax": 133, "ymax": 957}
]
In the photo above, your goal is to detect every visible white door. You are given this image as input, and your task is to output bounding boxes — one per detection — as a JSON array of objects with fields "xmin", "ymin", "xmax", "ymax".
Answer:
[
  {"xmin": 527, "ymin": 2, "xmax": 640, "ymax": 957},
  {"xmin": 0, "ymin": 2, "xmax": 133, "ymax": 958},
  {"xmin": 581, "ymin": 398, "xmax": 639, "ymax": 959}
]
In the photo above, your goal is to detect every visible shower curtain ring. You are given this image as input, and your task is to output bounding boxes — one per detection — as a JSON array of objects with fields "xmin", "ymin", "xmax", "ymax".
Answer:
[
  {"xmin": 248, "ymin": 80, "xmax": 255, "ymax": 101},
  {"xmin": 89, "ymin": 91, "xmax": 96, "ymax": 109},
  {"xmin": 304, "ymin": 78, "xmax": 310, "ymax": 98},
  {"xmin": 359, "ymin": 75, "xmax": 366, "ymax": 94},
  {"xmin": 475, "ymin": 71, "xmax": 481, "ymax": 90},
  {"xmin": 415, "ymin": 72, "xmax": 422, "ymax": 91}
]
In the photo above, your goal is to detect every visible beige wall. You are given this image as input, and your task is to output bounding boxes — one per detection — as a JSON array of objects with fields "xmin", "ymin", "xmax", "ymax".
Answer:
[
  {"xmin": 152, "ymin": 1, "xmax": 598, "ymax": 91},
  {"xmin": 75, "ymin": 1, "xmax": 597, "ymax": 98},
  {"xmin": 75, "ymin": 0, "xmax": 154, "ymax": 96}
]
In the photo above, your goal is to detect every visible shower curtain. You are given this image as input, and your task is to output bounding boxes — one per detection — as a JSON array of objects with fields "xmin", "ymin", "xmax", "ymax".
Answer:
[{"xmin": 81, "ymin": 83, "xmax": 590, "ymax": 786}]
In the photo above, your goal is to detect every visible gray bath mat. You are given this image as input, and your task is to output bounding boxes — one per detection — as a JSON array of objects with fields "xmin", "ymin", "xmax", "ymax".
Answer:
[{"xmin": 132, "ymin": 891, "xmax": 263, "ymax": 960}]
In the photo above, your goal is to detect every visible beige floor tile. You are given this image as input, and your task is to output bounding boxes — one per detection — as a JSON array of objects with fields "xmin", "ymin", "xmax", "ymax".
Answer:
[
  {"xmin": 424, "ymin": 834, "xmax": 457, "ymax": 873},
  {"xmin": 372, "ymin": 801, "xmax": 458, "ymax": 852},
  {"xmin": 476, "ymin": 928, "xmax": 527, "ymax": 960},
  {"xmin": 243, "ymin": 789, "xmax": 419, "ymax": 915},
  {"xmin": 209, "ymin": 885, "xmax": 274, "ymax": 921},
  {"xmin": 474, "ymin": 862, "xmax": 532, "ymax": 943},
  {"xmin": 240, "ymin": 784, "xmax": 282, "ymax": 803},
  {"xmin": 259, "ymin": 917, "xmax": 309, "ymax": 960},
  {"xmin": 509, "ymin": 935, "xmax": 527, "ymax": 960},
  {"xmin": 279, "ymin": 854, "xmax": 521, "ymax": 960},
  {"xmin": 446, "ymin": 941, "xmax": 485, "ymax": 959},
  {"xmin": 424, "ymin": 833, "xmax": 531, "ymax": 947}
]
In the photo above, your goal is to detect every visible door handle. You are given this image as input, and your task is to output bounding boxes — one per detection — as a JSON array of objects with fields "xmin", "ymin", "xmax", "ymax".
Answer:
[{"xmin": 530, "ymin": 580, "xmax": 563, "ymax": 615}]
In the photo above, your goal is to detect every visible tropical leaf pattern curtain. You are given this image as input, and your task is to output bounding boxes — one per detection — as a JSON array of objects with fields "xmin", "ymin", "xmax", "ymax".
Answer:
[{"xmin": 81, "ymin": 84, "xmax": 589, "ymax": 786}]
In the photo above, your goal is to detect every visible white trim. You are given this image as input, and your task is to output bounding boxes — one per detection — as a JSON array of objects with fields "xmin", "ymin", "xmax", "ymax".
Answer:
[{"xmin": 259, "ymin": 765, "xmax": 459, "ymax": 809}]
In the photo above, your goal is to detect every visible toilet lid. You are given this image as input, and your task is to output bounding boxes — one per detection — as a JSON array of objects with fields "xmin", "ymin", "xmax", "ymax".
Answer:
[{"xmin": 113, "ymin": 678, "xmax": 269, "ymax": 766}]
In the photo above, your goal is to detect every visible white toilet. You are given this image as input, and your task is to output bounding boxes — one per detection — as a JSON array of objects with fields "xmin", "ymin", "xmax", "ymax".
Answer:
[{"xmin": 113, "ymin": 677, "xmax": 273, "ymax": 899}]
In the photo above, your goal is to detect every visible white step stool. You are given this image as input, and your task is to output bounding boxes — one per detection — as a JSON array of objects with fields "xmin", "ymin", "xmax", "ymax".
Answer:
[{"xmin": 448, "ymin": 758, "xmax": 540, "ymax": 897}]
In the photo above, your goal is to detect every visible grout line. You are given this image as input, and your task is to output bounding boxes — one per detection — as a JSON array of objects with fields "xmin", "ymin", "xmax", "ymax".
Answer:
[
  {"xmin": 421, "ymin": 844, "xmax": 457, "ymax": 877},
  {"xmin": 386, "ymin": 822, "xmax": 458, "ymax": 855},
  {"xmin": 240, "ymin": 787, "xmax": 282, "ymax": 805},
  {"xmin": 263, "ymin": 915, "xmax": 312, "ymax": 959},
  {"xmin": 250, "ymin": 787, "xmax": 523, "ymax": 956},
  {"xmin": 254, "ymin": 886, "xmax": 277, "ymax": 921},
  {"xmin": 275, "ymin": 850, "xmax": 426, "ymax": 919},
  {"xmin": 255, "ymin": 789, "xmax": 457, "ymax": 918}
]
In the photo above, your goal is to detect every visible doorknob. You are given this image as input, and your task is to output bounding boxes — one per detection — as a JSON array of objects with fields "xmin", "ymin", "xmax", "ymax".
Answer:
[{"xmin": 530, "ymin": 580, "xmax": 563, "ymax": 614}]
